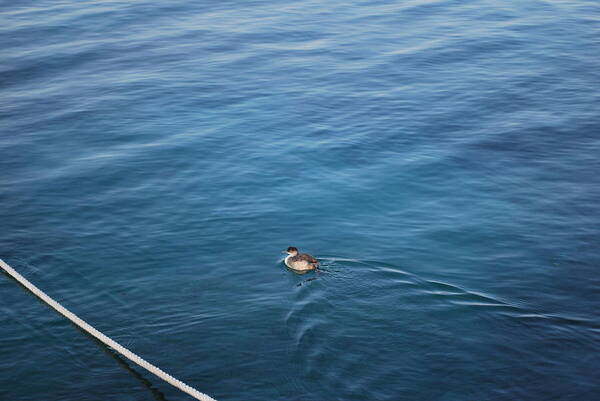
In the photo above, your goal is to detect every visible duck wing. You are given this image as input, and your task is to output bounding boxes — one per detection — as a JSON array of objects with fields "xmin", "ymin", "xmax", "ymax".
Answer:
[{"xmin": 298, "ymin": 253, "xmax": 319, "ymax": 265}]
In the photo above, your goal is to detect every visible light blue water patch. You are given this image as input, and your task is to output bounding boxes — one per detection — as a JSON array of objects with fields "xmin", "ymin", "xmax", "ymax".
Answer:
[{"xmin": 2, "ymin": 0, "xmax": 600, "ymax": 400}]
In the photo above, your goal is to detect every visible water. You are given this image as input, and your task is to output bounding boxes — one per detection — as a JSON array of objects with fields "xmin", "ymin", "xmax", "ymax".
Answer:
[{"xmin": 2, "ymin": 1, "xmax": 600, "ymax": 400}]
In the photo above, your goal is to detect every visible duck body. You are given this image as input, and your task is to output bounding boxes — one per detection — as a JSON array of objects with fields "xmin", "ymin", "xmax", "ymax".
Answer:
[{"xmin": 284, "ymin": 246, "xmax": 319, "ymax": 271}]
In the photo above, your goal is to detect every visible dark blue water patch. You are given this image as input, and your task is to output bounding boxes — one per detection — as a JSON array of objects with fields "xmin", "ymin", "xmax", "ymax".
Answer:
[
  {"xmin": 2, "ymin": 0, "xmax": 600, "ymax": 400},
  {"xmin": 281, "ymin": 259, "xmax": 599, "ymax": 400}
]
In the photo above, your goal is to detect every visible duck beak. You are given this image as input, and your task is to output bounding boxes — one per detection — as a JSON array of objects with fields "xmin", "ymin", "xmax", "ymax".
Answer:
[{"xmin": 281, "ymin": 250, "xmax": 288, "ymax": 254}]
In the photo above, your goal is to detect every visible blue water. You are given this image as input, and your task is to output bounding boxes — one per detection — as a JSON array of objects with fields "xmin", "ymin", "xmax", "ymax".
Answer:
[{"xmin": 2, "ymin": 1, "xmax": 600, "ymax": 400}]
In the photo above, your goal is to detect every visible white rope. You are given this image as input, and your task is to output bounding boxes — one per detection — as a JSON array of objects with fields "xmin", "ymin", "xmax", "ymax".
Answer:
[{"xmin": 0, "ymin": 259, "xmax": 217, "ymax": 401}]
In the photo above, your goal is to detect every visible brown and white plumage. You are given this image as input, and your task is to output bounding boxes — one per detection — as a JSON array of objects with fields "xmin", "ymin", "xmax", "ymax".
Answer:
[{"xmin": 284, "ymin": 246, "xmax": 319, "ymax": 271}]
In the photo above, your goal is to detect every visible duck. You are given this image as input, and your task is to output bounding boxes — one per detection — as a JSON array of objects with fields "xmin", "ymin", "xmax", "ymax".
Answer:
[{"xmin": 283, "ymin": 246, "xmax": 319, "ymax": 271}]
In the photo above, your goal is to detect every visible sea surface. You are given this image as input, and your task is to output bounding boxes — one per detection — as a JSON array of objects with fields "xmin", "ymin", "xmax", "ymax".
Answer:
[{"xmin": 2, "ymin": 1, "xmax": 600, "ymax": 400}]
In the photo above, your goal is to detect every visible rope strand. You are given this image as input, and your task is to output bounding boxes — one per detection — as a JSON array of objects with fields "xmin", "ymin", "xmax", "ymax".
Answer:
[{"xmin": 0, "ymin": 259, "xmax": 217, "ymax": 401}]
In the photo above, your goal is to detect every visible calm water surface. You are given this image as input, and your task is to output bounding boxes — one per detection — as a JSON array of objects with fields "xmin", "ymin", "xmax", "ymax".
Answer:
[{"xmin": 2, "ymin": 1, "xmax": 600, "ymax": 400}]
